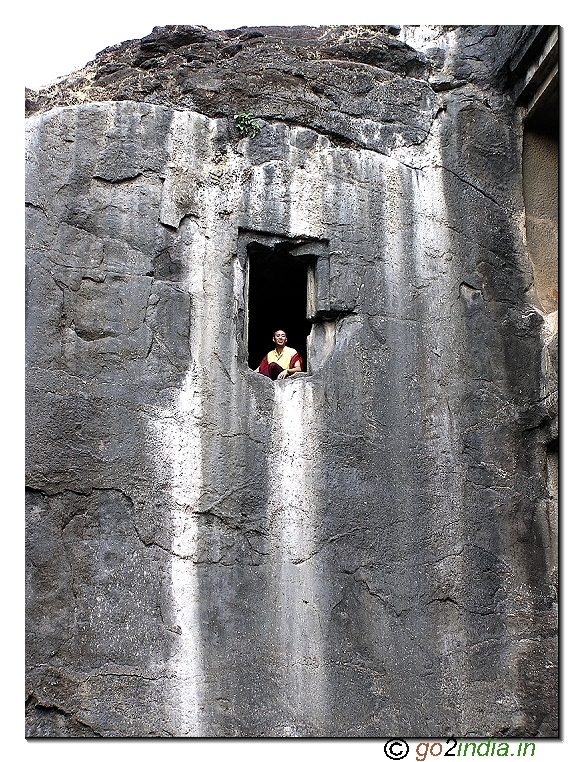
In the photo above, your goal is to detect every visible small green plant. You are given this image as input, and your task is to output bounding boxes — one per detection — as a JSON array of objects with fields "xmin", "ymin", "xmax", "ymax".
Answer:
[{"xmin": 234, "ymin": 112, "xmax": 262, "ymax": 138}]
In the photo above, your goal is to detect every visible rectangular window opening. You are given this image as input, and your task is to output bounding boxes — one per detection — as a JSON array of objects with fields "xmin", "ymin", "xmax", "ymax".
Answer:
[{"xmin": 246, "ymin": 241, "xmax": 315, "ymax": 373}]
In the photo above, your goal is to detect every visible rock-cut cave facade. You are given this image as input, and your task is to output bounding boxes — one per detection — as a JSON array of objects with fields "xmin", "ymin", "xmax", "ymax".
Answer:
[{"xmin": 25, "ymin": 24, "xmax": 558, "ymax": 737}]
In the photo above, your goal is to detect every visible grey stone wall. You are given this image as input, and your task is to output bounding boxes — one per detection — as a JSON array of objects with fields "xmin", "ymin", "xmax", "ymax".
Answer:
[{"xmin": 25, "ymin": 25, "xmax": 558, "ymax": 737}]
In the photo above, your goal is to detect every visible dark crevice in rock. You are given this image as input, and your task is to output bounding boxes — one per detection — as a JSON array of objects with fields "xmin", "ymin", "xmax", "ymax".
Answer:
[
  {"xmin": 25, "ymin": 201, "xmax": 49, "ymax": 218},
  {"xmin": 438, "ymin": 164, "xmax": 504, "ymax": 208},
  {"xmin": 92, "ymin": 172, "xmax": 143, "ymax": 185},
  {"xmin": 26, "ymin": 695, "xmax": 102, "ymax": 737}
]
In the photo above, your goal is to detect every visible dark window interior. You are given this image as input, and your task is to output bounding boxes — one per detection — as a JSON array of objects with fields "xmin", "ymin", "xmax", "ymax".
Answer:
[
  {"xmin": 525, "ymin": 74, "xmax": 558, "ymax": 138},
  {"xmin": 247, "ymin": 242, "xmax": 313, "ymax": 371}
]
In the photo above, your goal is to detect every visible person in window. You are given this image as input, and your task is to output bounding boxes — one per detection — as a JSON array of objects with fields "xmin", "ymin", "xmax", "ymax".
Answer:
[{"xmin": 256, "ymin": 330, "xmax": 303, "ymax": 380}]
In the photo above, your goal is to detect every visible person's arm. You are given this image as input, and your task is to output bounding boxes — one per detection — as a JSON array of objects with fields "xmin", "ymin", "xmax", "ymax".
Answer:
[
  {"xmin": 277, "ymin": 360, "xmax": 301, "ymax": 380},
  {"xmin": 289, "ymin": 360, "xmax": 301, "ymax": 374}
]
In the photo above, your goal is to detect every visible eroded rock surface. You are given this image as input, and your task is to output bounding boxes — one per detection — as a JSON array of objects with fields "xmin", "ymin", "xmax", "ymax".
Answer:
[{"xmin": 26, "ymin": 25, "xmax": 558, "ymax": 737}]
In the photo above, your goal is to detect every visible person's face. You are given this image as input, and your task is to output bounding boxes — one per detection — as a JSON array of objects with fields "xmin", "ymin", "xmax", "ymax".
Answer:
[{"xmin": 273, "ymin": 331, "xmax": 287, "ymax": 347}]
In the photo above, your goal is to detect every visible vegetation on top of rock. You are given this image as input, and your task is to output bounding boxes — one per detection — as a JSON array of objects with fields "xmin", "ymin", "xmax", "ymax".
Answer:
[{"xmin": 234, "ymin": 112, "xmax": 262, "ymax": 138}]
